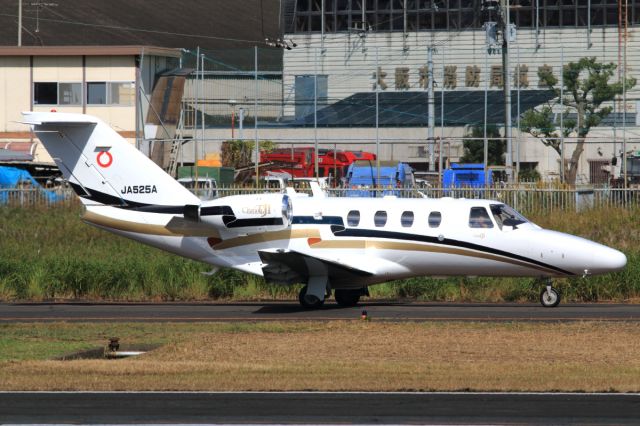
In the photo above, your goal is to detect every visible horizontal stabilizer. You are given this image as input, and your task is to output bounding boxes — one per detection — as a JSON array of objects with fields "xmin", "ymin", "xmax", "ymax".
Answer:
[{"xmin": 21, "ymin": 112, "xmax": 98, "ymax": 126}]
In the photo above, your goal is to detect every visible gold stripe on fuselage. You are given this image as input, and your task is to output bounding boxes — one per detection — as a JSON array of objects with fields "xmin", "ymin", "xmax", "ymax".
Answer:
[
  {"xmin": 211, "ymin": 228, "xmax": 321, "ymax": 250},
  {"xmin": 309, "ymin": 239, "xmax": 556, "ymax": 274},
  {"xmin": 82, "ymin": 210, "xmax": 219, "ymax": 237}
]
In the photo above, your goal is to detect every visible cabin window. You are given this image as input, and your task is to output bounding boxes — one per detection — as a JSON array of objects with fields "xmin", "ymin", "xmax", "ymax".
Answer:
[
  {"xmin": 401, "ymin": 211, "xmax": 414, "ymax": 227},
  {"xmin": 428, "ymin": 211, "xmax": 442, "ymax": 228},
  {"xmin": 490, "ymin": 204, "xmax": 529, "ymax": 230},
  {"xmin": 347, "ymin": 210, "xmax": 360, "ymax": 226},
  {"xmin": 469, "ymin": 207, "xmax": 494, "ymax": 228},
  {"xmin": 374, "ymin": 210, "xmax": 387, "ymax": 227}
]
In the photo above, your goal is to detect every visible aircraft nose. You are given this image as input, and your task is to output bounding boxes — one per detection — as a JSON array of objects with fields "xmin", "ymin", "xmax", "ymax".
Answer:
[
  {"xmin": 597, "ymin": 247, "xmax": 627, "ymax": 272},
  {"xmin": 542, "ymin": 231, "xmax": 627, "ymax": 275},
  {"xmin": 583, "ymin": 244, "xmax": 627, "ymax": 275}
]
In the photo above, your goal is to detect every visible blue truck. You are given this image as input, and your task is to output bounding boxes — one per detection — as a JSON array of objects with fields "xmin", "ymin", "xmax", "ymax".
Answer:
[
  {"xmin": 345, "ymin": 161, "xmax": 414, "ymax": 197},
  {"xmin": 442, "ymin": 163, "xmax": 493, "ymax": 189}
]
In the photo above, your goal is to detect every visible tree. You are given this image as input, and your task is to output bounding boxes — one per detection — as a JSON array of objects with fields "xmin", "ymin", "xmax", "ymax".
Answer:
[
  {"xmin": 220, "ymin": 139, "xmax": 276, "ymax": 169},
  {"xmin": 460, "ymin": 124, "xmax": 505, "ymax": 166},
  {"xmin": 521, "ymin": 57, "xmax": 635, "ymax": 185}
]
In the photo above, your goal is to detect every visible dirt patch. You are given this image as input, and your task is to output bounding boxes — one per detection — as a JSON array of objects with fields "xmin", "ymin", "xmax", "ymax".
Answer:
[{"xmin": 56, "ymin": 344, "xmax": 161, "ymax": 360}]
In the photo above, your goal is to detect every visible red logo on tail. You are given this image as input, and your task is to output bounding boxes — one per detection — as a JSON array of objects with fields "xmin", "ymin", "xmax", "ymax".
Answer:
[{"xmin": 96, "ymin": 151, "xmax": 113, "ymax": 168}]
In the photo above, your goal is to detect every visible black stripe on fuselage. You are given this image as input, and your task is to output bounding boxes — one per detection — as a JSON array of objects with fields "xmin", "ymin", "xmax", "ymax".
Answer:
[
  {"xmin": 292, "ymin": 216, "xmax": 344, "ymax": 226},
  {"xmin": 68, "ymin": 183, "xmax": 233, "ymax": 216},
  {"xmin": 329, "ymin": 225, "xmax": 574, "ymax": 276},
  {"xmin": 223, "ymin": 217, "xmax": 284, "ymax": 227}
]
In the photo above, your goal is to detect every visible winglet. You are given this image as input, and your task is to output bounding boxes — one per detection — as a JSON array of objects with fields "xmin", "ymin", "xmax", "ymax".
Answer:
[{"xmin": 309, "ymin": 181, "xmax": 325, "ymax": 198}]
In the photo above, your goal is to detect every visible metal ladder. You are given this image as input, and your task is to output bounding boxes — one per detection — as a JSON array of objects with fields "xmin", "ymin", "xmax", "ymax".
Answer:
[{"xmin": 166, "ymin": 109, "xmax": 188, "ymax": 177}]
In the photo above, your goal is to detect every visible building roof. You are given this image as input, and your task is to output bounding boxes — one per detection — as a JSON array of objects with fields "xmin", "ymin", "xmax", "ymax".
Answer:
[
  {"xmin": 0, "ymin": 0, "xmax": 282, "ymax": 69},
  {"xmin": 0, "ymin": 45, "xmax": 181, "ymax": 57},
  {"xmin": 289, "ymin": 90, "xmax": 557, "ymax": 127}
]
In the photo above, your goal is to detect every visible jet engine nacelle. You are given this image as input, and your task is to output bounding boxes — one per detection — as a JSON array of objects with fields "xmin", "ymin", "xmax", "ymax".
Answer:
[{"xmin": 188, "ymin": 193, "xmax": 292, "ymax": 237}]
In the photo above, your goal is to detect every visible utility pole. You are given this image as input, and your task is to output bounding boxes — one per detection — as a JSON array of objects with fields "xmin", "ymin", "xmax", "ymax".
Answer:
[
  {"xmin": 427, "ymin": 46, "xmax": 435, "ymax": 172},
  {"xmin": 501, "ymin": 0, "xmax": 514, "ymax": 183},
  {"xmin": 18, "ymin": 0, "xmax": 22, "ymax": 46}
]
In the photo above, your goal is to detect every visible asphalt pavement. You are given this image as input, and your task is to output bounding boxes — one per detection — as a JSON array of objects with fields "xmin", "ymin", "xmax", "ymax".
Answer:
[
  {"xmin": 1, "ymin": 301, "xmax": 639, "ymax": 322},
  {"xmin": 1, "ymin": 392, "xmax": 639, "ymax": 424}
]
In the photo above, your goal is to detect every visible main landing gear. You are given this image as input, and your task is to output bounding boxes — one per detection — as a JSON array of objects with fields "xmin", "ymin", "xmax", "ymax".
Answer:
[
  {"xmin": 298, "ymin": 285, "xmax": 325, "ymax": 309},
  {"xmin": 298, "ymin": 285, "xmax": 368, "ymax": 309},
  {"xmin": 539, "ymin": 280, "xmax": 561, "ymax": 308},
  {"xmin": 334, "ymin": 289, "xmax": 362, "ymax": 307}
]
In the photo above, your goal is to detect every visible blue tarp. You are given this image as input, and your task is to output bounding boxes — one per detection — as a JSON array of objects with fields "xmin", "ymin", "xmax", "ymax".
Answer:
[{"xmin": 0, "ymin": 166, "xmax": 64, "ymax": 203}]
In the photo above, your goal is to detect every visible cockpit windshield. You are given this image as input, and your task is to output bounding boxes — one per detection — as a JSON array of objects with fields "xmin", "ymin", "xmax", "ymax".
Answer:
[{"xmin": 490, "ymin": 204, "xmax": 529, "ymax": 229}]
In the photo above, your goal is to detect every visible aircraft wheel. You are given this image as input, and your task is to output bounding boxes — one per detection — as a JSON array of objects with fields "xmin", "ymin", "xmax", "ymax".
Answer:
[
  {"xmin": 299, "ymin": 285, "xmax": 325, "ymax": 309},
  {"xmin": 334, "ymin": 289, "xmax": 361, "ymax": 307},
  {"xmin": 540, "ymin": 286, "xmax": 561, "ymax": 308}
]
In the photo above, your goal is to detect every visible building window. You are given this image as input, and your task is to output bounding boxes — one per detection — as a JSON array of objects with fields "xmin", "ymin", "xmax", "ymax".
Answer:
[
  {"xmin": 59, "ymin": 83, "xmax": 82, "ymax": 105},
  {"xmin": 87, "ymin": 82, "xmax": 135, "ymax": 105},
  {"xmin": 34, "ymin": 82, "xmax": 82, "ymax": 105},
  {"xmin": 374, "ymin": 210, "xmax": 387, "ymax": 227},
  {"xmin": 33, "ymin": 82, "xmax": 58, "ymax": 105},
  {"xmin": 110, "ymin": 82, "xmax": 135, "ymax": 106},
  {"xmin": 401, "ymin": 211, "xmax": 414, "ymax": 227},
  {"xmin": 347, "ymin": 210, "xmax": 360, "ymax": 226},
  {"xmin": 291, "ymin": 0, "xmax": 626, "ymax": 33},
  {"xmin": 87, "ymin": 82, "xmax": 107, "ymax": 105},
  {"xmin": 428, "ymin": 211, "xmax": 441, "ymax": 228}
]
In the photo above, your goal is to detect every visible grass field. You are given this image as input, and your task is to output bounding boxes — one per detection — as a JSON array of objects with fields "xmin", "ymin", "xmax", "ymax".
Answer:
[
  {"xmin": 1, "ymin": 321, "xmax": 639, "ymax": 392},
  {"xmin": 0, "ymin": 204, "xmax": 638, "ymax": 302}
]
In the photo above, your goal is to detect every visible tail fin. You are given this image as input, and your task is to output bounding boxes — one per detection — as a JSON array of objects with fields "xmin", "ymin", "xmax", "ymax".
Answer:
[{"xmin": 22, "ymin": 112, "xmax": 199, "ymax": 208}]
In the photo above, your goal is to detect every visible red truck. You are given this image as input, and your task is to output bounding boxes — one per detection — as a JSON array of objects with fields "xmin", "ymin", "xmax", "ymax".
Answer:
[{"xmin": 259, "ymin": 147, "xmax": 376, "ymax": 185}]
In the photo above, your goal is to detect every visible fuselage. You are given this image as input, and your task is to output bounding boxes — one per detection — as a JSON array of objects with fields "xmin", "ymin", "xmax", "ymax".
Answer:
[{"xmin": 83, "ymin": 194, "xmax": 627, "ymax": 290}]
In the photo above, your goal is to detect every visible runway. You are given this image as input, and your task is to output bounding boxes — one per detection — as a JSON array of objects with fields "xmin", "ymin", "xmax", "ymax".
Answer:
[
  {"xmin": 1, "ymin": 301, "xmax": 639, "ymax": 322},
  {"xmin": 1, "ymin": 391, "xmax": 639, "ymax": 424}
]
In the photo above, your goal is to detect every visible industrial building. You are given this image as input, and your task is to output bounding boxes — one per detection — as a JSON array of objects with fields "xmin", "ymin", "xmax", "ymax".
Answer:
[
  {"xmin": 0, "ymin": 46, "xmax": 181, "ymax": 174},
  {"xmin": 266, "ymin": 0, "xmax": 640, "ymax": 182}
]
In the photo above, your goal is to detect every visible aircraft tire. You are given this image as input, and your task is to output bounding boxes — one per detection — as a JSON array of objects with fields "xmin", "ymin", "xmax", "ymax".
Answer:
[
  {"xmin": 299, "ymin": 285, "xmax": 325, "ymax": 309},
  {"xmin": 539, "ymin": 286, "xmax": 561, "ymax": 308},
  {"xmin": 334, "ymin": 289, "xmax": 361, "ymax": 307}
]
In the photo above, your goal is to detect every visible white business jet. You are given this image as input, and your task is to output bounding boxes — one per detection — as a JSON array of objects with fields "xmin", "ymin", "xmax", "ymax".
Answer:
[{"xmin": 23, "ymin": 112, "xmax": 627, "ymax": 309}]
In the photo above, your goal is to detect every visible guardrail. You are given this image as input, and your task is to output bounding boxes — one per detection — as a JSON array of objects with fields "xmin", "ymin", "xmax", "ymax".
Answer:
[{"xmin": 3, "ymin": 186, "xmax": 639, "ymax": 214}]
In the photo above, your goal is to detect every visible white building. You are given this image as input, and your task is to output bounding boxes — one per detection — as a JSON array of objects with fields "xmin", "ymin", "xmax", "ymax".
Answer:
[{"xmin": 266, "ymin": 0, "xmax": 640, "ymax": 183}]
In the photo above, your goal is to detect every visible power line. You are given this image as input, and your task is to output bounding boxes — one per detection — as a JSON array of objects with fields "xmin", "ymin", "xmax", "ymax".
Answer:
[{"xmin": 0, "ymin": 12, "xmax": 270, "ymax": 45}]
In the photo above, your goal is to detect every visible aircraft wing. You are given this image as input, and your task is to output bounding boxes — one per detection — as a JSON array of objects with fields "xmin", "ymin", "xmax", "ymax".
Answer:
[
  {"xmin": 258, "ymin": 249, "xmax": 374, "ymax": 286},
  {"xmin": 165, "ymin": 216, "xmax": 221, "ymax": 238}
]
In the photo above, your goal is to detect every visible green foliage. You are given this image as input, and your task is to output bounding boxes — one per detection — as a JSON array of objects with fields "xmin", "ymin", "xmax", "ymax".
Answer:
[
  {"xmin": 460, "ymin": 125, "xmax": 505, "ymax": 166},
  {"xmin": 521, "ymin": 57, "xmax": 636, "ymax": 185},
  {"xmin": 220, "ymin": 139, "xmax": 276, "ymax": 169}
]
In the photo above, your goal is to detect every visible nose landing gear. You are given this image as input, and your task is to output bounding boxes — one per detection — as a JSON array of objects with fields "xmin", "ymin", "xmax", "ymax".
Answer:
[{"xmin": 540, "ymin": 282, "xmax": 561, "ymax": 308}]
